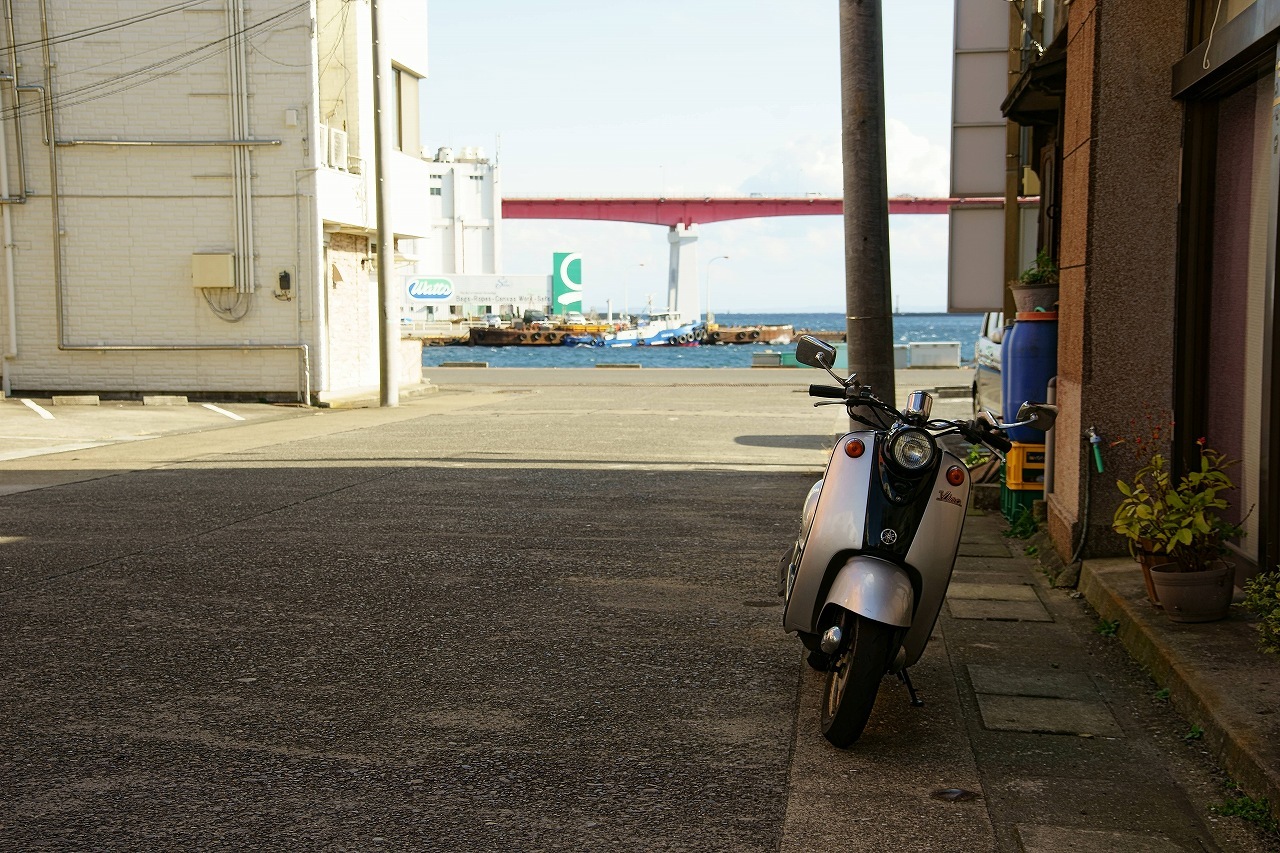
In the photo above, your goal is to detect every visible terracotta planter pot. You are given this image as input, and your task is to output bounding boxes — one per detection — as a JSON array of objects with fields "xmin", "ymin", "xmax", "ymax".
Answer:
[
  {"xmin": 1011, "ymin": 284, "xmax": 1058, "ymax": 313},
  {"xmin": 1134, "ymin": 547, "xmax": 1164, "ymax": 609},
  {"xmin": 1149, "ymin": 561, "xmax": 1235, "ymax": 623}
]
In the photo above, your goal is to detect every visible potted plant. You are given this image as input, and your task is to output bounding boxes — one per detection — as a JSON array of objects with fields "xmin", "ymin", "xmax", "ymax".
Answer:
[
  {"xmin": 1112, "ymin": 442, "xmax": 1246, "ymax": 623},
  {"xmin": 1010, "ymin": 249, "xmax": 1059, "ymax": 313}
]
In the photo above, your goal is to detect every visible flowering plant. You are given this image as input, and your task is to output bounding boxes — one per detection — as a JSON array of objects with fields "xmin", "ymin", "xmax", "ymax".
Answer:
[{"xmin": 1111, "ymin": 441, "xmax": 1244, "ymax": 572}]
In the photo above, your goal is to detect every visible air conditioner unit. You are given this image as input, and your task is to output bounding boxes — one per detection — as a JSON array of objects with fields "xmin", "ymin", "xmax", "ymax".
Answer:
[{"xmin": 328, "ymin": 128, "xmax": 349, "ymax": 172}]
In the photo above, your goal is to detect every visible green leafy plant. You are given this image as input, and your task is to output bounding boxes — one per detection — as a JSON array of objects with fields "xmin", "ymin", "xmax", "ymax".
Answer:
[
  {"xmin": 1014, "ymin": 249, "xmax": 1059, "ymax": 287},
  {"xmin": 964, "ymin": 445, "xmax": 992, "ymax": 469},
  {"xmin": 1153, "ymin": 687, "xmax": 1170, "ymax": 701},
  {"xmin": 1184, "ymin": 724, "xmax": 1204, "ymax": 742},
  {"xmin": 1005, "ymin": 506, "xmax": 1038, "ymax": 539},
  {"xmin": 1095, "ymin": 618, "xmax": 1118, "ymax": 637},
  {"xmin": 1242, "ymin": 569, "xmax": 1280, "ymax": 654},
  {"xmin": 1111, "ymin": 443, "xmax": 1246, "ymax": 572},
  {"xmin": 1212, "ymin": 786, "xmax": 1279, "ymax": 835}
]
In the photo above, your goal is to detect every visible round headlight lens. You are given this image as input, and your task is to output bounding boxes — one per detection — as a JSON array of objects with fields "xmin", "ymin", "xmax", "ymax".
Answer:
[{"xmin": 888, "ymin": 429, "xmax": 936, "ymax": 471}]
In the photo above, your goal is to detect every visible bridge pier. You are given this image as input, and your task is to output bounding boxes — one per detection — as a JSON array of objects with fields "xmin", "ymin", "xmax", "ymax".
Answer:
[{"xmin": 667, "ymin": 223, "xmax": 700, "ymax": 320}]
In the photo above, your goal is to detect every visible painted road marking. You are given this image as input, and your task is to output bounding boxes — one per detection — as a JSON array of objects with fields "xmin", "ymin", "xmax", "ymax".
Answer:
[
  {"xmin": 21, "ymin": 399, "xmax": 54, "ymax": 420},
  {"xmin": 202, "ymin": 403, "xmax": 246, "ymax": 421}
]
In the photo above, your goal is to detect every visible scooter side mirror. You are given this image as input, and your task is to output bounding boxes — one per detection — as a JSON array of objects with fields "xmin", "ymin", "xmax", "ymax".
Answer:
[
  {"xmin": 1015, "ymin": 402, "xmax": 1058, "ymax": 432},
  {"xmin": 795, "ymin": 335, "xmax": 838, "ymax": 369}
]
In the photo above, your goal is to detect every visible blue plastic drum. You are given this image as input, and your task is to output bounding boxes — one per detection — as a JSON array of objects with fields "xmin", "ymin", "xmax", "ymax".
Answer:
[{"xmin": 1001, "ymin": 313, "xmax": 1058, "ymax": 444}]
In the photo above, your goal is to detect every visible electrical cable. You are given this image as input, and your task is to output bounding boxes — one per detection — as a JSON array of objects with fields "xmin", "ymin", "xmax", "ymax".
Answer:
[
  {"xmin": 4, "ymin": 0, "xmax": 218, "ymax": 56},
  {"xmin": 3, "ymin": 3, "xmax": 308, "ymax": 123}
]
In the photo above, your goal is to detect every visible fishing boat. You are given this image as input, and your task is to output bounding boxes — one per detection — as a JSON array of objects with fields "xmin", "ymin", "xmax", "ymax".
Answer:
[{"xmin": 601, "ymin": 312, "xmax": 704, "ymax": 347}]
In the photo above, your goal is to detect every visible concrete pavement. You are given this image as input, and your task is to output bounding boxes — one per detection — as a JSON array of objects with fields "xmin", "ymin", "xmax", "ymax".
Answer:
[{"xmin": 0, "ymin": 370, "xmax": 1273, "ymax": 851}]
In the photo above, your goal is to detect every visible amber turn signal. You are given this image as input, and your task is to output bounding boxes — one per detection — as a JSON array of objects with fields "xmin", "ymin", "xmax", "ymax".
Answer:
[
  {"xmin": 946, "ymin": 465, "xmax": 965, "ymax": 486},
  {"xmin": 844, "ymin": 438, "xmax": 865, "ymax": 458}
]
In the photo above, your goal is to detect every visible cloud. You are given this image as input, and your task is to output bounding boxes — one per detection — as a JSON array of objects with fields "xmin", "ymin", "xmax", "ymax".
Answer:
[
  {"xmin": 738, "ymin": 121, "xmax": 948, "ymax": 199},
  {"xmin": 885, "ymin": 119, "xmax": 949, "ymax": 197}
]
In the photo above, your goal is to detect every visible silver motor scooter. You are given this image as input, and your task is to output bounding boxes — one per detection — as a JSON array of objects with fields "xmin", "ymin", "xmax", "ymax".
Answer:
[{"xmin": 779, "ymin": 335, "xmax": 1055, "ymax": 747}]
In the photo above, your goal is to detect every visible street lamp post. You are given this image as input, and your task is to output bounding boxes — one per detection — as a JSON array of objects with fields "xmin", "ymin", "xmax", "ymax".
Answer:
[{"xmin": 706, "ymin": 255, "xmax": 729, "ymax": 325}]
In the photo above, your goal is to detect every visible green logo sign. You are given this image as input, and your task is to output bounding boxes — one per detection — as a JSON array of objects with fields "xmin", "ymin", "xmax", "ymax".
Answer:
[{"xmin": 552, "ymin": 252, "xmax": 582, "ymax": 312}]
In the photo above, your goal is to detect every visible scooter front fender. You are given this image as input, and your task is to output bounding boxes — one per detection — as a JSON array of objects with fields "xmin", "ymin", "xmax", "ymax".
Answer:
[{"xmin": 823, "ymin": 556, "xmax": 914, "ymax": 629}]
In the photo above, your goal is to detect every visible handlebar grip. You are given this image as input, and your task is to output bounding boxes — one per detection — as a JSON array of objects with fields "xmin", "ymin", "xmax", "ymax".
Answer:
[{"xmin": 808, "ymin": 384, "xmax": 846, "ymax": 399}]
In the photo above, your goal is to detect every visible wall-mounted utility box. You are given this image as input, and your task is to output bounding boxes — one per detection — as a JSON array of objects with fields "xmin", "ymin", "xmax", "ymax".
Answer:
[{"xmin": 192, "ymin": 253, "xmax": 236, "ymax": 289}]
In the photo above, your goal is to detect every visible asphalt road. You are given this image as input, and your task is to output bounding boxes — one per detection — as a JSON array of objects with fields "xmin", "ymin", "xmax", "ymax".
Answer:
[{"xmin": 0, "ymin": 372, "xmax": 1267, "ymax": 851}]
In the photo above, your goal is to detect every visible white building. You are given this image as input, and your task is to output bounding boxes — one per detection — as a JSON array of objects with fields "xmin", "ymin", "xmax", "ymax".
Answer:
[
  {"xmin": 403, "ymin": 146, "xmax": 551, "ymax": 322},
  {"xmin": 0, "ymin": 0, "xmax": 435, "ymax": 404}
]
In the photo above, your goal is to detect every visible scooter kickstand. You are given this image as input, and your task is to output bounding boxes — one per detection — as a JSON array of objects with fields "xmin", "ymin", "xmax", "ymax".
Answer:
[{"xmin": 898, "ymin": 669, "xmax": 925, "ymax": 707}]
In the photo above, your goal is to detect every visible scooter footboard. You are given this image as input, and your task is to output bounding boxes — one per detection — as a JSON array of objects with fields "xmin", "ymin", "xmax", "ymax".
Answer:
[{"xmin": 823, "ymin": 556, "xmax": 914, "ymax": 628}]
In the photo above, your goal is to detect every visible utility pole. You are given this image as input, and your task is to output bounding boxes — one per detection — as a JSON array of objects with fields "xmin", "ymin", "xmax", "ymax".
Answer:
[
  {"xmin": 838, "ymin": 0, "xmax": 895, "ymax": 409},
  {"xmin": 371, "ymin": 0, "xmax": 398, "ymax": 407}
]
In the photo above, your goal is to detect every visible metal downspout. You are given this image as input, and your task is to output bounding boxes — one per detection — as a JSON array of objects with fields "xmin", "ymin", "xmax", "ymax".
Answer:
[
  {"xmin": 0, "ymin": 96, "xmax": 15, "ymax": 397},
  {"xmin": 39, "ymin": 0, "xmax": 65, "ymax": 352},
  {"xmin": 302, "ymin": 0, "xmax": 324, "ymax": 402}
]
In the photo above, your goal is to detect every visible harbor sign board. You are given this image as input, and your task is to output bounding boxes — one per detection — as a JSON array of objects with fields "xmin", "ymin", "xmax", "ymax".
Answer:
[
  {"xmin": 551, "ymin": 252, "xmax": 583, "ymax": 313},
  {"xmin": 403, "ymin": 274, "xmax": 551, "ymax": 314}
]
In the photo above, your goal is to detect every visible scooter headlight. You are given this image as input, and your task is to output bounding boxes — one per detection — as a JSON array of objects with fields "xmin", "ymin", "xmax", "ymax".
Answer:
[{"xmin": 886, "ymin": 428, "xmax": 937, "ymax": 472}]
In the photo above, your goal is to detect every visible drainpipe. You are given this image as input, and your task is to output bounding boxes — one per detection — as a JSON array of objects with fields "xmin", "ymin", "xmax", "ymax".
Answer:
[
  {"xmin": 0, "ymin": 103, "xmax": 15, "ymax": 397},
  {"xmin": 1044, "ymin": 376, "xmax": 1057, "ymax": 494}
]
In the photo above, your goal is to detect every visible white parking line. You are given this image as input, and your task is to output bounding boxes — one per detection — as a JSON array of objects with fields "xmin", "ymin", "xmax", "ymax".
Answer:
[
  {"xmin": 202, "ymin": 403, "xmax": 246, "ymax": 421},
  {"xmin": 21, "ymin": 399, "xmax": 54, "ymax": 420}
]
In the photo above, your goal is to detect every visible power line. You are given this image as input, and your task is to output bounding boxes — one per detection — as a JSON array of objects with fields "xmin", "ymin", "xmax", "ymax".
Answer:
[
  {"xmin": 5, "ymin": 3, "xmax": 309, "ymax": 123},
  {"xmin": 4, "ymin": 0, "xmax": 218, "ymax": 57}
]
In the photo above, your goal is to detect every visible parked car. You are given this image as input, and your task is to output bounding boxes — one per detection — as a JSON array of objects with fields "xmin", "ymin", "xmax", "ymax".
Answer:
[
  {"xmin": 563, "ymin": 311, "xmax": 587, "ymax": 325},
  {"xmin": 482, "ymin": 313, "xmax": 502, "ymax": 327},
  {"xmin": 973, "ymin": 311, "xmax": 1005, "ymax": 417}
]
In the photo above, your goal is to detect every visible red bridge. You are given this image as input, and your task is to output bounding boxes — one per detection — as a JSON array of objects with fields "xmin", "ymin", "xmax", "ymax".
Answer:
[{"xmin": 501, "ymin": 196, "xmax": 1005, "ymax": 229}]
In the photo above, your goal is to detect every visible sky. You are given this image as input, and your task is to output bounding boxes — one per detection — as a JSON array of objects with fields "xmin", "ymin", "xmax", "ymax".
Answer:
[{"xmin": 421, "ymin": 1, "xmax": 955, "ymax": 314}]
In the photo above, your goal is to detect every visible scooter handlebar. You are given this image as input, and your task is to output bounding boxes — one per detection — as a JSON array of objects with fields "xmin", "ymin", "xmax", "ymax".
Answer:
[
  {"xmin": 958, "ymin": 419, "xmax": 1012, "ymax": 454},
  {"xmin": 808, "ymin": 384, "xmax": 846, "ymax": 399},
  {"xmin": 984, "ymin": 432, "xmax": 1012, "ymax": 454}
]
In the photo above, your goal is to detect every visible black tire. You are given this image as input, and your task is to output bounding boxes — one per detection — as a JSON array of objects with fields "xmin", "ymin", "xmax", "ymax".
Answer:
[{"xmin": 820, "ymin": 613, "xmax": 894, "ymax": 747}]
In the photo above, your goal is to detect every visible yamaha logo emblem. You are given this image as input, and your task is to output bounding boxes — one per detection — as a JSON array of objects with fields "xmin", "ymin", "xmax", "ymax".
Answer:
[{"xmin": 880, "ymin": 529, "xmax": 898, "ymax": 545}]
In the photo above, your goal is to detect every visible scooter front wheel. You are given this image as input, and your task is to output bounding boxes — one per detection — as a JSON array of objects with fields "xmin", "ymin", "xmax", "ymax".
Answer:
[{"xmin": 820, "ymin": 613, "xmax": 893, "ymax": 747}]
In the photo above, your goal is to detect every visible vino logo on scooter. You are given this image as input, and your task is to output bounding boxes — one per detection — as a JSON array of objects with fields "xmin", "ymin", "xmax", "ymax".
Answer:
[{"xmin": 935, "ymin": 490, "xmax": 963, "ymax": 507}]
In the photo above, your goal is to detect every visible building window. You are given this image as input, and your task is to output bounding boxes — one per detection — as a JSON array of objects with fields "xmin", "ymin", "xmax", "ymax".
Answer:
[
  {"xmin": 430, "ymin": 187, "xmax": 442, "ymax": 196},
  {"xmin": 393, "ymin": 67, "xmax": 421, "ymax": 154}
]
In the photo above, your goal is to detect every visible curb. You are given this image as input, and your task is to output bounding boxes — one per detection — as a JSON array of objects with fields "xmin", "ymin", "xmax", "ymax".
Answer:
[{"xmin": 1079, "ymin": 558, "xmax": 1280, "ymax": 821}]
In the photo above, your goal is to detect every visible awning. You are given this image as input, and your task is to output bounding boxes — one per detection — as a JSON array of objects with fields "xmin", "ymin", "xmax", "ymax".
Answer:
[{"xmin": 1001, "ymin": 34, "xmax": 1067, "ymax": 126}]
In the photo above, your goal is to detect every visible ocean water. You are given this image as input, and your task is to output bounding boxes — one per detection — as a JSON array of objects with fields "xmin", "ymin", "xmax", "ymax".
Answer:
[{"xmin": 421, "ymin": 312, "xmax": 983, "ymax": 369}]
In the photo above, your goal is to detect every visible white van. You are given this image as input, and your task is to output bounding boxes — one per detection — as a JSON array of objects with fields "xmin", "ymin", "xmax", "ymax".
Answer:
[{"xmin": 972, "ymin": 311, "xmax": 1005, "ymax": 417}]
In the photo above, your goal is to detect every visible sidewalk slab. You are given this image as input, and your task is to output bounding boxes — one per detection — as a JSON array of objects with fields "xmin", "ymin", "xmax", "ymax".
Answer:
[{"xmin": 1080, "ymin": 557, "xmax": 1280, "ymax": 822}]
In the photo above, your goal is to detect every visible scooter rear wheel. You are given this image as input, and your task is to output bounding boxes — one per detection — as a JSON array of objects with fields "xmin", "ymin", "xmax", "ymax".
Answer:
[{"xmin": 820, "ymin": 613, "xmax": 893, "ymax": 747}]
